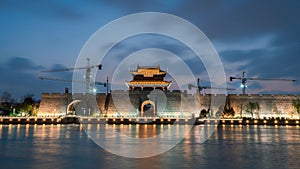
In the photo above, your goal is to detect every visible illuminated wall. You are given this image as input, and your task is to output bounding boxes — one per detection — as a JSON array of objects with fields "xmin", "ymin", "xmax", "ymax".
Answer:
[{"xmin": 38, "ymin": 91, "xmax": 300, "ymax": 119}]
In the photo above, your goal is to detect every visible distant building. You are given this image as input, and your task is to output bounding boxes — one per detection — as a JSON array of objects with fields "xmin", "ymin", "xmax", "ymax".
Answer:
[{"xmin": 125, "ymin": 65, "xmax": 172, "ymax": 91}]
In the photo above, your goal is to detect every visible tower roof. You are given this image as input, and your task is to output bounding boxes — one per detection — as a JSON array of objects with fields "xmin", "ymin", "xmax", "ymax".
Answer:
[{"xmin": 130, "ymin": 65, "xmax": 166, "ymax": 77}]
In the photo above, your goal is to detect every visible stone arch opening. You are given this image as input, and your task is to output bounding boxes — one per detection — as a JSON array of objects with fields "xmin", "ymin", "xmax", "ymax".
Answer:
[
  {"xmin": 141, "ymin": 100, "xmax": 156, "ymax": 117},
  {"xmin": 67, "ymin": 100, "xmax": 87, "ymax": 115},
  {"xmin": 200, "ymin": 109, "xmax": 208, "ymax": 118}
]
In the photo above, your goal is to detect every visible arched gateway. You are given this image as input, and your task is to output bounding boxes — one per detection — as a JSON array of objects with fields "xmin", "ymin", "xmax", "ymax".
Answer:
[
  {"xmin": 67, "ymin": 100, "xmax": 86, "ymax": 115},
  {"xmin": 141, "ymin": 100, "xmax": 156, "ymax": 117}
]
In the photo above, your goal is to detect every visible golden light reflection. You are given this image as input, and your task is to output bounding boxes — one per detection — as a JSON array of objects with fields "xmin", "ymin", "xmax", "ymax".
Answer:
[
  {"xmin": 87, "ymin": 124, "xmax": 91, "ymax": 130},
  {"xmin": 8, "ymin": 124, "xmax": 12, "ymax": 135},
  {"xmin": 0, "ymin": 124, "xmax": 2, "ymax": 137}
]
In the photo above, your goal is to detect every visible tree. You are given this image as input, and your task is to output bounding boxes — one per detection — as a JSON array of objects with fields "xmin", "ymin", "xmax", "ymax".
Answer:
[
  {"xmin": 223, "ymin": 97, "xmax": 235, "ymax": 118},
  {"xmin": 17, "ymin": 94, "xmax": 38, "ymax": 116},
  {"xmin": 292, "ymin": 99, "xmax": 300, "ymax": 118},
  {"xmin": 0, "ymin": 92, "xmax": 16, "ymax": 115},
  {"xmin": 223, "ymin": 107, "xmax": 235, "ymax": 118},
  {"xmin": 246, "ymin": 101, "xmax": 260, "ymax": 118}
]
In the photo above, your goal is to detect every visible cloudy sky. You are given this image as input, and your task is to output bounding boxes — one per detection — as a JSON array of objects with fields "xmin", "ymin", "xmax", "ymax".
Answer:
[{"xmin": 1, "ymin": 0, "xmax": 300, "ymax": 99}]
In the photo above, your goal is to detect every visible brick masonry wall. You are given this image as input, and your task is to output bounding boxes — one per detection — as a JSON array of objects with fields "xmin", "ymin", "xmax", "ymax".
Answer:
[{"xmin": 38, "ymin": 91, "xmax": 300, "ymax": 118}]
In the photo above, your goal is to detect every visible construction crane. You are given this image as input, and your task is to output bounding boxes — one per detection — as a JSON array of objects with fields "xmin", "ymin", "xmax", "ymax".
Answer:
[
  {"xmin": 40, "ymin": 58, "xmax": 106, "ymax": 94},
  {"xmin": 188, "ymin": 78, "xmax": 235, "ymax": 94},
  {"xmin": 229, "ymin": 71, "xmax": 296, "ymax": 95}
]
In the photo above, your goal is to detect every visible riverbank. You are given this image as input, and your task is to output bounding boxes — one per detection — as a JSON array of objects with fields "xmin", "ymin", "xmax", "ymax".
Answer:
[{"xmin": 0, "ymin": 116, "xmax": 299, "ymax": 126}]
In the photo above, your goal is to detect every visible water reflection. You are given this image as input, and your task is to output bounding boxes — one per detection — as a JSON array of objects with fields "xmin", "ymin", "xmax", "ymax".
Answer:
[{"xmin": 0, "ymin": 124, "xmax": 300, "ymax": 169}]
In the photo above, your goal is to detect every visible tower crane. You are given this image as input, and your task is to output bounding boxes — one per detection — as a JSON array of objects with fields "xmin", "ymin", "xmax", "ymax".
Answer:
[
  {"xmin": 188, "ymin": 78, "xmax": 235, "ymax": 94},
  {"xmin": 40, "ymin": 58, "xmax": 106, "ymax": 94},
  {"xmin": 229, "ymin": 71, "xmax": 296, "ymax": 95}
]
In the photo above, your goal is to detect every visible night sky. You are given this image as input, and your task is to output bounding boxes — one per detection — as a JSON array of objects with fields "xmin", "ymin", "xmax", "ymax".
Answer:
[{"xmin": 1, "ymin": 0, "xmax": 300, "ymax": 99}]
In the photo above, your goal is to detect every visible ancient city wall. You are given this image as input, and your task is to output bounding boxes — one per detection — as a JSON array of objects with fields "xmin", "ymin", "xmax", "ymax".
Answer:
[
  {"xmin": 38, "ymin": 91, "xmax": 300, "ymax": 119},
  {"xmin": 38, "ymin": 93, "xmax": 71, "ymax": 116}
]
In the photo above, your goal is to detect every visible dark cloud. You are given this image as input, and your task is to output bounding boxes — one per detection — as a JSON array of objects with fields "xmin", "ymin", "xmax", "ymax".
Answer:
[
  {"xmin": 100, "ymin": 34, "xmax": 207, "ymax": 77},
  {"xmin": 4, "ymin": 57, "xmax": 44, "ymax": 71},
  {"xmin": 1, "ymin": 0, "xmax": 300, "ymax": 95},
  {"xmin": 0, "ymin": 57, "xmax": 72, "ymax": 100}
]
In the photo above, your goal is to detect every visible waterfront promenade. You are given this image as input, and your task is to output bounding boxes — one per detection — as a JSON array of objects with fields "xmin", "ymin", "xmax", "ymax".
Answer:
[{"xmin": 0, "ymin": 116, "xmax": 299, "ymax": 126}]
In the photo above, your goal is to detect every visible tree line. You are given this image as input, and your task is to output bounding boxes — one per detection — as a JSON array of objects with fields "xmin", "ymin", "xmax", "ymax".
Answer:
[{"xmin": 0, "ymin": 91, "xmax": 39, "ymax": 116}]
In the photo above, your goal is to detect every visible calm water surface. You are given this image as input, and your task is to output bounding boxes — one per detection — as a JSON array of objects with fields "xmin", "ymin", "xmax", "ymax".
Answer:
[{"xmin": 0, "ymin": 124, "xmax": 299, "ymax": 169}]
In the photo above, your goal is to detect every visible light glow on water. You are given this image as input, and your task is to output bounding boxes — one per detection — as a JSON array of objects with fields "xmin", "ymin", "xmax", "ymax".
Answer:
[{"xmin": 0, "ymin": 125, "xmax": 299, "ymax": 169}]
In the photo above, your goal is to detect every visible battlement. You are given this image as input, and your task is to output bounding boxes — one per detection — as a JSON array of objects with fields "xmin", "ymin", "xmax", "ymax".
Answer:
[
  {"xmin": 40, "ymin": 91, "xmax": 300, "ymax": 101},
  {"xmin": 42, "ymin": 92, "xmax": 67, "ymax": 96}
]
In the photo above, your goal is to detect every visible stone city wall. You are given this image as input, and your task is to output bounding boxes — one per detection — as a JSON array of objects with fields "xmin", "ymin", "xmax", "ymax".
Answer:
[{"xmin": 38, "ymin": 91, "xmax": 300, "ymax": 119}]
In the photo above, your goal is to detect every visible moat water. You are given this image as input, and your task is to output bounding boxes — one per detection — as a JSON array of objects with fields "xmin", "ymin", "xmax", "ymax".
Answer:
[{"xmin": 0, "ymin": 124, "xmax": 299, "ymax": 169}]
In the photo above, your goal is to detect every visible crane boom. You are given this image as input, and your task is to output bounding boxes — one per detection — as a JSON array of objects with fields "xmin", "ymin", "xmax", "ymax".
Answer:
[
  {"xmin": 188, "ymin": 78, "xmax": 235, "ymax": 94},
  {"xmin": 247, "ymin": 77, "xmax": 296, "ymax": 82},
  {"xmin": 40, "ymin": 58, "xmax": 103, "ymax": 93},
  {"xmin": 229, "ymin": 71, "xmax": 296, "ymax": 94},
  {"xmin": 39, "ymin": 77, "xmax": 106, "ymax": 87}
]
